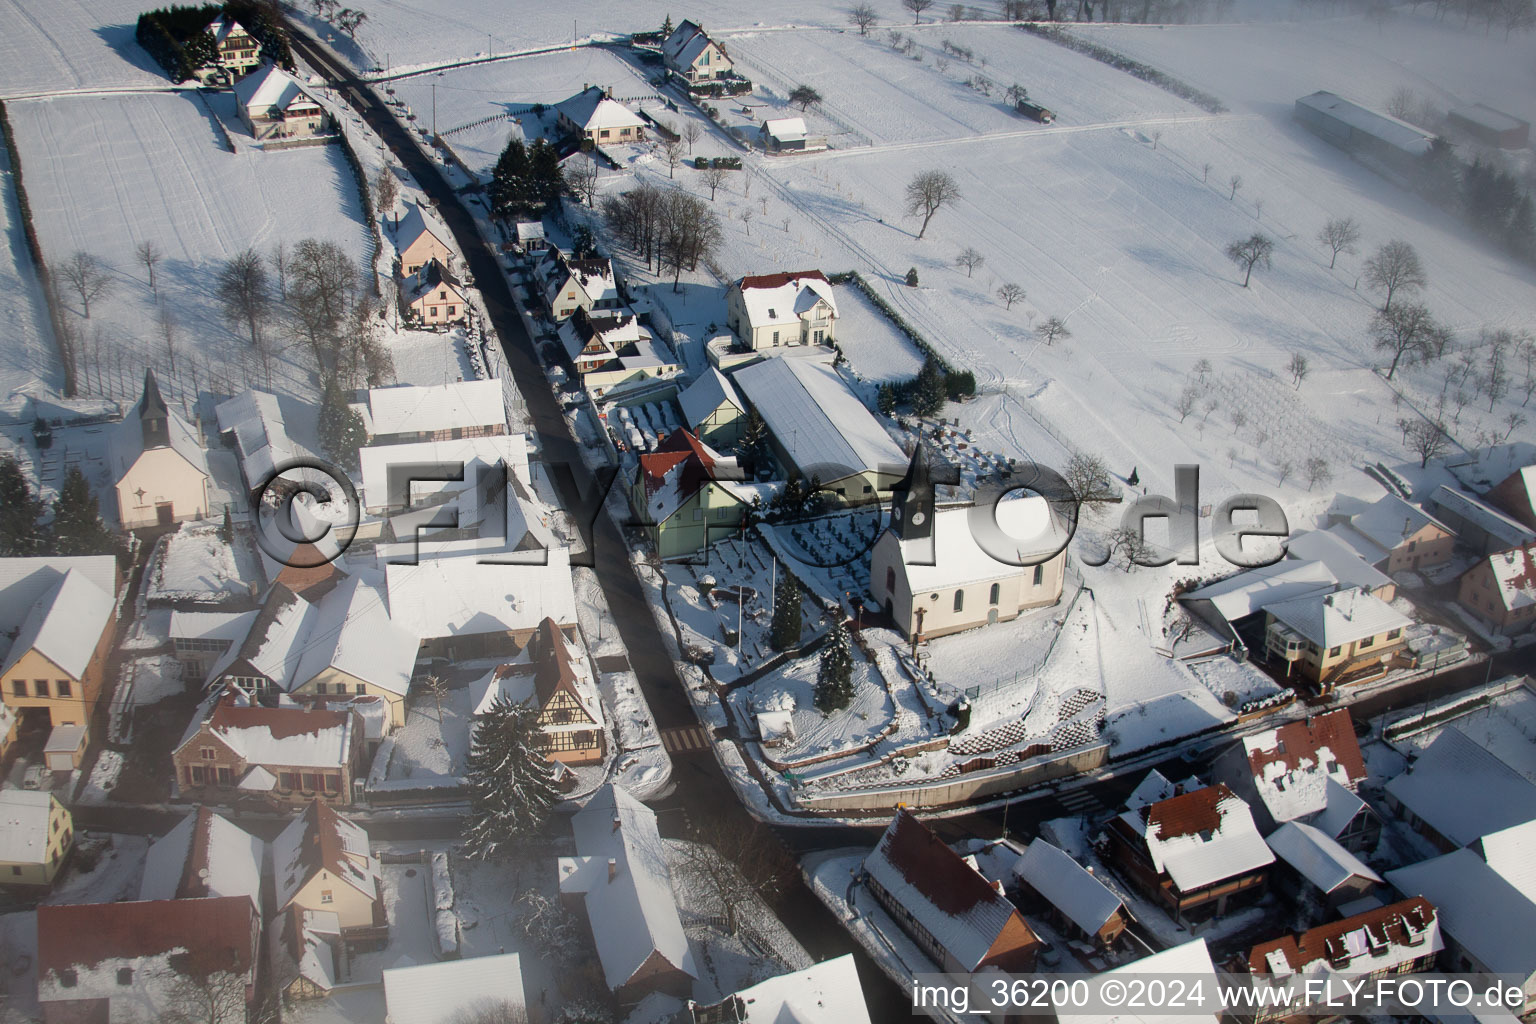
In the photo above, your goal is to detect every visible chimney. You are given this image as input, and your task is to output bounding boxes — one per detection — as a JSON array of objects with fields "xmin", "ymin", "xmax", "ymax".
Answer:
[
  {"xmin": 607, "ymin": 857, "xmax": 618, "ymax": 882},
  {"xmin": 611, "ymin": 815, "xmax": 622, "ymax": 833},
  {"xmin": 606, "ymin": 85, "xmax": 614, "ymax": 99}
]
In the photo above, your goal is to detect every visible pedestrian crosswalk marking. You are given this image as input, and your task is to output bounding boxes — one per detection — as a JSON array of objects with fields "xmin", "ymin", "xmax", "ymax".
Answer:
[{"xmin": 660, "ymin": 726, "xmax": 712, "ymax": 753}]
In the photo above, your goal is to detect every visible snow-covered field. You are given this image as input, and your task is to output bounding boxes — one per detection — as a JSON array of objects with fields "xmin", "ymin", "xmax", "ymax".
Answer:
[
  {"xmin": 0, "ymin": 0, "xmax": 170, "ymax": 96},
  {"xmin": 7, "ymin": 91, "xmax": 370, "ymax": 406},
  {"xmin": 0, "ymin": 123, "xmax": 60, "ymax": 407}
]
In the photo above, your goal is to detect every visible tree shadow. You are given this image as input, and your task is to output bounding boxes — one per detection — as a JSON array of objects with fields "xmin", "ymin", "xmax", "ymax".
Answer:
[{"xmin": 92, "ymin": 24, "xmax": 169, "ymax": 81}]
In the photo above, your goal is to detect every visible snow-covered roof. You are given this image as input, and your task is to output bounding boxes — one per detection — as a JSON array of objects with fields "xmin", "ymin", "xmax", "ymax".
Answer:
[
  {"xmin": 0, "ymin": 567, "xmax": 115, "ymax": 680},
  {"xmin": 557, "ymin": 785, "xmax": 697, "ymax": 990},
  {"xmin": 1346, "ymin": 494, "xmax": 1450, "ymax": 553},
  {"xmin": 139, "ymin": 806, "xmax": 263, "ymax": 907},
  {"xmin": 515, "ymin": 221, "xmax": 545, "ymax": 244},
  {"xmin": 1489, "ymin": 466, "xmax": 1536, "ymax": 523},
  {"xmin": 108, "ymin": 370, "xmax": 210, "ymax": 484},
  {"xmin": 559, "ymin": 307, "xmax": 648, "ymax": 363},
  {"xmin": 273, "ymin": 799, "xmax": 380, "ymax": 912},
  {"xmin": 1118, "ymin": 784, "xmax": 1274, "ymax": 893},
  {"xmin": 233, "ymin": 62, "xmax": 321, "ymax": 117},
  {"xmin": 538, "ymin": 249, "xmax": 620, "ymax": 308},
  {"xmin": 1432, "ymin": 485, "xmax": 1536, "ymax": 549},
  {"xmin": 216, "ymin": 390, "xmax": 314, "ymax": 489},
  {"xmin": 678, "ymin": 368, "xmax": 745, "ymax": 429},
  {"xmin": 205, "ymin": 583, "xmax": 317, "ymax": 689},
  {"xmin": 556, "ymin": 87, "xmax": 647, "ymax": 133},
  {"xmin": 732, "ymin": 357, "xmax": 904, "ymax": 477},
  {"xmin": 1478, "ymin": 543, "xmax": 1536, "ymax": 613},
  {"xmin": 1239, "ymin": 710, "xmax": 1366, "ymax": 824},
  {"xmin": 732, "ymin": 270, "xmax": 838, "ymax": 328},
  {"xmin": 892, "ymin": 495, "xmax": 1069, "ymax": 591},
  {"xmin": 402, "ymin": 258, "xmax": 465, "ymax": 307},
  {"xmin": 1013, "ymin": 839, "xmax": 1124, "ymax": 937},
  {"xmin": 1266, "ymin": 820, "xmax": 1382, "ymax": 894},
  {"xmin": 1387, "ymin": 850, "xmax": 1536, "ymax": 981},
  {"xmin": 170, "ymin": 608, "xmax": 259, "ymax": 643},
  {"xmin": 1124, "ymin": 769, "xmax": 1201, "ymax": 811},
  {"xmin": 0, "ymin": 790, "xmax": 58, "ymax": 865},
  {"xmin": 395, "ymin": 203, "xmax": 450, "ymax": 257},
  {"xmin": 1472, "ymin": 819, "xmax": 1536, "ymax": 904},
  {"xmin": 1312, "ymin": 777, "xmax": 1369, "ymax": 841},
  {"xmin": 384, "ymin": 546, "xmax": 576, "ymax": 641},
  {"xmin": 1246, "ymin": 897, "xmax": 1440, "ymax": 980},
  {"xmin": 384, "ymin": 952, "xmax": 526, "ymax": 1024},
  {"xmin": 358, "ymin": 432, "xmax": 530, "ymax": 511},
  {"xmin": 700, "ymin": 954, "xmax": 871, "ymax": 1024},
  {"xmin": 762, "ymin": 116, "xmax": 808, "ymax": 142},
  {"xmin": 1055, "ymin": 939, "xmax": 1220, "ymax": 1024},
  {"xmin": 663, "ymin": 20, "xmax": 719, "ymax": 69},
  {"xmin": 1265, "ymin": 586, "xmax": 1410, "ymax": 649},
  {"xmin": 239, "ymin": 764, "xmax": 277, "ymax": 791},
  {"xmin": 0, "ymin": 556, "xmax": 116, "ymax": 636},
  {"xmin": 1282, "ymin": 530, "xmax": 1394, "ymax": 593},
  {"xmin": 1296, "ymin": 91, "xmax": 1434, "ymax": 156},
  {"xmin": 1385, "ymin": 727, "xmax": 1536, "ymax": 847},
  {"xmin": 1183, "ymin": 560, "xmax": 1339, "ymax": 624},
  {"xmin": 471, "ymin": 619, "xmax": 603, "ymax": 730},
  {"xmin": 635, "ymin": 429, "xmax": 748, "ymax": 526},
  {"xmin": 270, "ymin": 906, "xmax": 339, "ymax": 998},
  {"xmin": 294, "ymin": 576, "xmax": 418, "ymax": 697},
  {"xmin": 366, "ymin": 379, "xmax": 506, "ymax": 439},
  {"xmin": 184, "ymin": 693, "xmax": 356, "ymax": 769},
  {"xmin": 1450, "ymin": 104, "xmax": 1527, "ymax": 133},
  {"xmin": 864, "ymin": 810, "xmax": 1038, "ymax": 972}
]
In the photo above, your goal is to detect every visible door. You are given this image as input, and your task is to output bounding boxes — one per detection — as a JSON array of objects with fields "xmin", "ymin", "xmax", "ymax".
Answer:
[{"xmin": 155, "ymin": 502, "xmax": 174, "ymax": 526}]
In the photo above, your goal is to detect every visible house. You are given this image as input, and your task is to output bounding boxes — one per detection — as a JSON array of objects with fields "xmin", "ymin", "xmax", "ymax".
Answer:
[
  {"xmin": 862, "ymin": 810, "xmax": 1042, "ymax": 973},
  {"xmin": 1210, "ymin": 709, "xmax": 1378, "ymax": 848},
  {"xmin": 1054, "ymin": 939, "xmax": 1221, "ymax": 1024},
  {"xmin": 172, "ymin": 691, "xmax": 367, "ymax": 805},
  {"xmin": 514, "ymin": 221, "xmax": 548, "ymax": 254},
  {"xmin": 0, "ymin": 790, "xmax": 72, "ymax": 887},
  {"xmin": 471, "ymin": 617, "xmax": 606, "ymax": 767},
  {"xmin": 557, "ymin": 785, "xmax": 697, "ymax": 1003},
  {"xmin": 215, "ymin": 390, "xmax": 318, "ymax": 502},
  {"xmin": 1383, "ymin": 726, "xmax": 1536, "ymax": 850},
  {"xmin": 270, "ymin": 906, "xmax": 342, "ymax": 1003},
  {"xmin": 1446, "ymin": 104, "xmax": 1530, "ymax": 149},
  {"xmin": 725, "ymin": 271, "xmax": 838, "ymax": 351},
  {"xmin": 1011, "ymin": 838, "xmax": 1127, "ymax": 949},
  {"xmin": 384, "ymin": 953, "xmax": 526, "ymax": 1024},
  {"xmin": 677, "ymin": 368, "xmax": 746, "ymax": 447},
  {"xmin": 1294, "ymin": 91, "xmax": 1434, "ymax": 181},
  {"xmin": 1457, "ymin": 542, "xmax": 1536, "ymax": 635},
  {"xmin": 139, "ymin": 806, "xmax": 263, "ymax": 908},
  {"xmin": 1264, "ymin": 820, "xmax": 1383, "ymax": 909},
  {"xmin": 43, "ymin": 724, "xmax": 86, "ymax": 771},
  {"xmin": 537, "ymin": 249, "xmax": 622, "ymax": 321},
  {"xmin": 0, "ymin": 562, "xmax": 117, "ymax": 736},
  {"xmin": 1427, "ymin": 484, "xmax": 1536, "ymax": 556},
  {"xmin": 629, "ymin": 430, "xmax": 749, "ymax": 559},
  {"xmin": 680, "ymin": 954, "xmax": 871, "ymax": 1024},
  {"xmin": 1387, "ymin": 850, "xmax": 1536, "ymax": 1012},
  {"xmin": 662, "ymin": 20, "xmax": 732, "ymax": 82},
  {"xmin": 36, "ymin": 897, "xmax": 260, "ymax": 1024},
  {"xmin": 232, "ymin": 62, "xmax": 329, "ymax": 141},
  {"xmin": 273, "ymin": 798, "xmax": 387, "ymax": 948},
  {"xmin": 364, "ymin": 379, "xmax": 508, "ymax": 445},
  {"xmin": 1105, "ymin": 782, "xmax": 1275, "ymax": 924},
  {"xmin": 401, "ymin": 258, "xmax": 469, "ymax": 326},
  {"xmin": 1327, "ymin": 493, "xmax": 1455, "ymax": 573},
  {"xmin": 1234, "ymin": 898, "xmax": 1442, "ymax": 1022},
  {"xmin": 1469, "ymin": 818, "xmax": 1536, "ymax": 904},
  {"xmin": 1262, "ymin": 586, "xmax": 1411, "ymax": 689},
  {"xmin": 1282, "ymin": 528, "xmax": 1397, "ymax": 600},
  {"xmin": 395, "ymin": 203, "xmax": 453, "ymax": 276},
  {"xmin": 556, "ymin": 86, "xmax": 647, "ymax": 145},
  {"xmin": 871, "ymin": 448, "xmax": 1067, "ymax": 640},
  {"xmin": 202, "ymin": 16, "xmax": 262, "ymax": 83},
  {"xmin": 1180, "ymin": 559, "xmax": 1340, "ymax": 647},
  {"xmin": 759, "ymin": 117, "xmax": 824, "ymax": 154},
  {"xmin": 1485, "ymin": 465, "xmax": 1536, "ymax": 531},
  {"xmin": 558, "ymin": 307, "xmax": 680, "ymax": 397},
  {"xmin": 731, "ymin": 357, "xmax": 906, "ymax": 500},
  {"xmin": 111, "ymin": 370, "xmax": 212, "ymax": 529}
]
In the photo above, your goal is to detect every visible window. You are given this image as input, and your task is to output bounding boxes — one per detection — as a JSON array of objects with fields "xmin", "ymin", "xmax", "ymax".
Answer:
[
  {"xmin": 429, "ymin": 307, "xmax": 439, "ymax": 317},
  {"xmin": 990, "ymin": 583, "xmax": 1001, "ymax": 605},
  {"xmin": 1387, "ymin": 628, "xmax": 1401, "ymax": 640},
  {"xmin": 448, "ymin": 306, "xmax": 457, "ymax": 316},
  {"xmin": 1032, "ymin": 564, "xmax": 1044, "ymax": 586},
  {"xmin": 886, "ymin": 567, "xmax": 896, "ymax": 593},
  {"xmin": 355, "ymin": 683, "xmax": 366, "ymax": 694},
  {"xmin": 599, "ymin": 129, "xmax": 610, "ymax": 140},
  {"xmin": 9, "ymin": 866, "xmax": 19, "ymax": 877},
  {"xmin": 10, "ymin": 680, "xmax": 22, "ymax": 697},
  {"xmin": 324, "ymin": 775, "xmax": 341, "ymax": 794},
  {"xmin": 33, "ymin": 680, "xmax": 48, "ymax": 697},
  {"xmin": 1360, "ymin": 635, "xmax": 1374, "ymax": 648},
  {"xmin": 438, "ymin": 290, "xmax": 447, "ymax": 300},
  {"xmin": 953, "ymin": 590, "xmax": 964, "ymax": 612},
  {"xmin": 55, "ymin": 680, "xmax": 70, "ymax": 698},
  {"xmin": 201, "ymin": 747, "xmax": 216, "ymax": 760},
  {"xmin": 1328, "ymin": 646, "xmax": 1342, "ymax": 657},
  {"xmin": 771, "ymin": 331, "xmax": 780, "ymax": 346},
  {"xmin": 693, "ymin": 508, "xmax": 703, "ymax": 521},
  {"xmin": 190, "ymin": 766, "xmax": 205, "ymax": 785},
  {"xmin": 716, "ymin": 508, "xmax": 728, "ymax": 520},
  {"xmin": 302, "ymin": 772, "xmax": 319, "ymax": 791},
  {"xmin": 280, "ymin": 772, "xmax": 300, "ymax": 791},
  {"xmin": 321, "ymin": 889, "xmax": 334, "ymax": 904},
  {"xmin": 59, "ymin": 969, "xmax": 76, "ymax": 988},
  {"xmin": 863, "ymin": 485, "xmax": 873, "ymax": 494},
  {"xmin": 116, "ymin": 968, "xmax": 133, "ymax": 986}
]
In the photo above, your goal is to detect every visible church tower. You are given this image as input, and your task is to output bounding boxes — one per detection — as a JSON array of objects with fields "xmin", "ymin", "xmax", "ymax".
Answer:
[
  {"xmin": 890, "ymin": 443, "xmax": 935, "ymax": 542},
  {"xmin": 137, "ymin": 369, "xmax": 170, "ymax": 449}
]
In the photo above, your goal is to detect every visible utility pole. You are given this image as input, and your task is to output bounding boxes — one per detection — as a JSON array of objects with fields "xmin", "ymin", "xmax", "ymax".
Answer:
[{"xmin": 431, "ymin": 82, "xmax": 436, "ymax": 140}]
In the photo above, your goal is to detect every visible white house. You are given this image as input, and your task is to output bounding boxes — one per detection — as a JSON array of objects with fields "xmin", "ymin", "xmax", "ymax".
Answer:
[
  {"xmin": 111, "ymin": 370, "xmax": 211, "ymax": 529},
  {"xmin": 759, "ymin": 117, "xmax": 825, "ymax": 154},
  {"xmin": 682, "ymin": 955, "xmax": 870, "ymax": 1024},
  {"xmin": 725, "ymin": 270, "xmax": 837, "ymax": 351},
  {"xmin": 1384, "ymin": 726, "xmax": 1536, "ymax": 850},
  {"xmin": 384, "ymin": 953, "xmax": 526, "ymax": 1024},
  {"xmin": 662, "ymin": 20, "xmax": 733, "ymax": 83},
  {"xmin": 232, "ymin": 62, "xmax": 328, "ymax": 142},
  {"xmin": 556, "ymin": 86, "xmax": 647, "ymax": 145},
  {"xmin": 363, "ymin": 379, "xmax": 508, "ymax": 444}
]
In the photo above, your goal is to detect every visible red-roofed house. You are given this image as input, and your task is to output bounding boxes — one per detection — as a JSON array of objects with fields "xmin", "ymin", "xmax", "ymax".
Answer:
[
  {"xmin": 862, "ymin": 810, "xmax": 1042, "ymax": 973},
  {"xmin": 1486, "ymin": 466, "xmax": 1536, "ymax": 531},
  {"xmin": 725, "ymin": 271, "xmax": 837, "ymax": 352},
  {"xmin": 272, "ymin": 799, "xmax": 387, "ymax": 949},
  {"xmin": 36, "ymin": 897, "xmax": 260, "ymax": 1024},
  {"xmin": 628, "ymin": 430, "xmax": 748, "ymax": 559},
  {"xmin": 1106, "ymin": 782, "xmax": 1275, "ymax": 924},
  {"xmin": 172, "ymin": 692, "xmax": 366, "ymax": 806},
  {"xmin": 1457, "ymin": 542, "xmax": 1536, "ymax": 636},
  {"xmin": 471, "ymin": 618, "xmax": 606, "ymax": 767}
]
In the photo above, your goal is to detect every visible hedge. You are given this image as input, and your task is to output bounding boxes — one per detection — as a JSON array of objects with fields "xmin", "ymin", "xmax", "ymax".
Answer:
[
  {"xmin": 1016, "ymin": 24, "xmax": 1225, "ymax": 114},
  {"xmin": 334, "ymin": 127, "xmax": 383, "ymax": 298}
]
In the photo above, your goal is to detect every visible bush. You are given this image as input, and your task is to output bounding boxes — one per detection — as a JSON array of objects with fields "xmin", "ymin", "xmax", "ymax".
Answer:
[
  {"xmin": 693, "ymin": 156, "xmax": 708, "ymax": 169},
  {"xmin": 905, "ymin": 267, "xmax": 919, "ymax": 286},
  {"xmin": 710, "ymin": 156, "xmax": 742, "ymax": 170}
]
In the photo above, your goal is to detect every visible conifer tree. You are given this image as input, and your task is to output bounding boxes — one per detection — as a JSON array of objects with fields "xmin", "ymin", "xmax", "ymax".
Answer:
[
  {"xmin": 50, "ymin": 467, "xmax": 115, "ymax": 555},
  {"xmin": 912, "ymin": 358, "xmax": 946, "ymax": 417},
  {"xmin": 316, "ymin": 375, "xmax": 366, "ymax": 471},
  {"xmin": 769, "ymin": 571, "xmax": 802, "ymax": 651},
  {"xmin": 815, "ymin": 620, "xmax": 854, "ymax": 712},
  {"xmin": 0, "ymin": 456, "xmax": 44, "ymax": 556},
  {"xmin": 462, "ymin": 695, "xmax": 562, "ymax": 859}
]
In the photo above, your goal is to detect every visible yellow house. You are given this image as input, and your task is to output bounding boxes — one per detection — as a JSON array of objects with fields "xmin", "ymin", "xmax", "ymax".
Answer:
[
  {"xmin": 111, "ymin": 370, "xmax": 211, "ymax": 529},
  {"xmin": 555, "ymin": 86, "xmax": 647, "ymax": 145},
  {"xmin": 290, "ymin": 577, "xmax": 417, "ymax": 730},
  {"xmin": 201, "ymin": 16, "xmax": 262, "ymax": 83},
  {"xmin": 394, "ymin": 203, "xmax": 452, "ymax": 275},
  {"xmin": 0, "ymin": 790, "xmax": 73, "ymax": 887},
  {"xmin": 629, "ymin": 430, "xmax": 748, "ymax": 559},
  {"xmin": 472, "ymin": 618, "xmax": 606, "ymax": 766},
  {"xmin": 401, "ymin": 259, "xmax": 468, "ymax": 326},
  {"xmin": 677, "ymin": 368, "xmax": 746, "ymax": 448},
  {"xmin": 1264, "ymin": 586, "xmax": 1412, "ymax": 688},
  {"xmin": 273, "ymin": 799, "xmax": 386, "ymax": 946},
  {"xmin": 1, "ymin": 566, "xmax": 116, "ymax": 729}
]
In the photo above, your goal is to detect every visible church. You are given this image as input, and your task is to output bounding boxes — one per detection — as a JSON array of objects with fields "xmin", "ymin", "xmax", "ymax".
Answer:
[{"xmin": 869, "ymin": 448, "xmax": 1070, "ymax": 641}]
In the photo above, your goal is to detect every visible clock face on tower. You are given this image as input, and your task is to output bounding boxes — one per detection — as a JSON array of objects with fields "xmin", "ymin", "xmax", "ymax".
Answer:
[{"xmin": 910, "ymin": 512, "xmax": 926, "ymax": 526}]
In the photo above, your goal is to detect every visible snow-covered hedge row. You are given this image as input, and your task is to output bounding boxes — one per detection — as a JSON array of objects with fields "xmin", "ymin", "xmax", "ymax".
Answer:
[
  {"xmin": 1015, "ymin": 24, "xmax": 1226, "ymax": 114},
  {"xmin": 828, "ymin": 270, "xmax": 954, "ymax": 376}
]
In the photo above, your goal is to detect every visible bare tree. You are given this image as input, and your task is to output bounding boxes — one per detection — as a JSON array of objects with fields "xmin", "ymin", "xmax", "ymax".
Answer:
[
  {"xmin": 996, "ymin": 282, "xmax": 1025, "ymax": 309},
  {"xmin": 60, "ymin": 251, "xmax": 113, "ymax": 319},
  {"xmin": 850, "ymin": 1, "xmax": 880, "ymax": 32},
  {"xmin": 1405, "ymin": 419, "xmax": 1451, "ymax": 467},
  {"xmin": 1105, "ymin": 526, "xmax": 1152, "ymax": 572},
  {"xmin": 1228, "ymin": 174, "xmax": 1243, "ymax": 200},
  {"xmin": 158, "ymin": 302, "xmax": 177, "ymax": 373},
  {"xmin": 372, "ymin": 165, "xmax": 399, "ymax": 214},
  {"xmin": 1386, "ymin": 85, "xmax": 1416, "ymax": 120},
  {"xmin": 1370, "ymin": 302, "xmax": 1442, "ymax": 380},
  {"xmin": 788, "ymin": 85, "xmax": 823, "ymax": 111},
  {"xmin": 218, "ymin": 249, "xmax": 271, "ymax": 356},
  {"xmin": 1504, "ymin": 411, "xmax": 1528, "ymax": 440},
  {"xmin": 679, "ymin": 816, "xmax": 795, "ymax": 935},
  {"xmin": 700, "ymin": 164, "xmax": 728, "ymax": 201},
  {"xmin": 1281, "ymin": 352, "xmax": 1308, "ymax": 390},
  {"xmin": 1036, "ymin": 316, "xmax": 1070, "ymax": 346},
  {"xmin": 903, "ymin": 0, "xmax": 936, "ymax": 21},
  {"xmin": 1275, "ymin": 458, "xmax": 1294, "ymax": 485},
  {"xmin": 514, "ymin": 888, "xmax": 583, "ymax": 963},
  {"xmin": 904, "ymin": 169, "xmax": 962, "ymax": 239},
  {"xmin": 1304, "ymin": 456, "xmax": 1332, "ymax": 490},
  {"xmin": 135, "ymin": 240, "xmax": 163, "ymax": 293},
  {"xmin": 660, "ymin": 137, "xmax": 685, "ymax": 179},
  {"xmin": 1191, "ymin": 357, "xmax": 1213, "ymax": 384},
  {"xmin": 159, "ymin": 970, "xmax": 247, "ymax": 1024},
  {"xmin": 1063, "ymin": 451, "xmax": 1115, "ymax": 510},
  {"xmin": 1484, "ymin": 343, "xmax": 1511, "ymax": 410},
  {"xmin": 1201, "ymin": 162, "xmax": 1211, "ymax": 182},
  {"xmin": 682, "ymin": 120, "xmax": 703, "ymax": 154},
  {"xmin": 1317, "ymin": 216, "xmax": 1361, "ymax": 269},
  {"xmin": 288, "ymin": 238, "xmax": 357, "ymax": 346},
  {"xmin": 566, "ymin": 156, "xmax": 601, "ymax": 208},
  {"xmin": 1363, "ymin": 239, "xmax": 1426, "ymax": 311},
  {"xmin": 444, "ymin": 1001, "xmax": 530, "ymax": 1024},
  {"xmin": 1224, "ymin": 233, "xmax": 1274, "ymax": 287},
  {"xmin": 660, "ymin": 189, "xmax": 724, "ymax": 292},
  {"xmin": 1230, "ymin": 408, "xmax": 1248, "ymax": 434},
  {"xmin": 1175, "ymin": 383, "xmax": 1199, "ymax": 422},
  {"xmin": 955, "ymin": 247, "xmax": 985, "ymax": 277}
]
